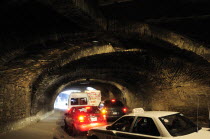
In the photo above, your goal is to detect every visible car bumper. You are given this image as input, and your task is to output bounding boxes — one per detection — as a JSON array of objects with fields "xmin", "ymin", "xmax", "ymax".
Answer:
[{"xmin": 75, "ymin": 122, "xmax": 107, "ymax": 131}]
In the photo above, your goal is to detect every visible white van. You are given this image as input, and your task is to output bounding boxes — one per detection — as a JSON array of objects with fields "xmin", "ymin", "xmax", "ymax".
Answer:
[{"xmin": 67, "ymin": 92, "xmax": 89, "ymax": 109}]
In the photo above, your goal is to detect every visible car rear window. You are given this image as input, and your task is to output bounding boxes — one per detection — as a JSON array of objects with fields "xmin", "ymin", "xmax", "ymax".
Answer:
[
  {"xmin": 76, "ymin": 106, "xmax": 100, "ymax": 114},
  {"xmin": 71, "ymin": 98, "xmax": 88, "ymax": 105},
  {"xmin": 104, "ymin": 100, "xmax": 124, "ymax": 107}
]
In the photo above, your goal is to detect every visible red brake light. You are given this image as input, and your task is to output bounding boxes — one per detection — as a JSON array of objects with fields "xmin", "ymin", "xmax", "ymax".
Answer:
[
  {"xmin": 123, "ymin": 108, "xmax": 127, "ymax": 113},
  {"xmin": 78, "ymin": 116, "xmax": 85, "ymax": 122},
  {"xmin": 111, "ymin": 99, "xmax": 116, "ymax": 102}
]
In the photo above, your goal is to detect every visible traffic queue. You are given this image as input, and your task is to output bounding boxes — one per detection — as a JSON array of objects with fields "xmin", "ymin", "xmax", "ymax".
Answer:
[{"xmin": 64, "ymin": 96, "xmax": 210, "ymax": 139}]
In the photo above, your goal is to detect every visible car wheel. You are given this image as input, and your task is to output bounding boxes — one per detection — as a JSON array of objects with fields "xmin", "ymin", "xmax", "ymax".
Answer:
[
  {"xmin": 72, "ymin": 125, "xmax": 80, "ymax": 136},
  {"xmin": 64, "ymin": 121, "xmax": 73, "ymax": 135},
  {"xmin": 64, "ymin": 121, "xmax": 68, "ymax": 131}
]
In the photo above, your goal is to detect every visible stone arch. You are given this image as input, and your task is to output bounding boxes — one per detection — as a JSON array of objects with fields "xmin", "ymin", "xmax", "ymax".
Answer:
[
  {"xmin": 30, "ymin": 48, "xmax": 210, "ymax": 116},
  {"xmin": 30, "ymin": 67, "xmax": 141, "ymax": 114},
  {"xmin": 49, "ymin": 79, "xmax": 134, "ymax": 109},
  {"xmin": 72, "ymin": 0, "xmax": 210, "ymax": 61},
  {"xmin": 108, "ymin": 23, "xmax": 210, "ymax": 61}
]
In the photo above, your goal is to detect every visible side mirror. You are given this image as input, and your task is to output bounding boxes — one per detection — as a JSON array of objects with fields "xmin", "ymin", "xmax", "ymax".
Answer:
[
  {"xmin": 106, "ymin": 126, "xmax": 113, "ymax": 130},
  {"xmin": 65, "ymin": 103, "xmax": 68, "ymax": 106}
]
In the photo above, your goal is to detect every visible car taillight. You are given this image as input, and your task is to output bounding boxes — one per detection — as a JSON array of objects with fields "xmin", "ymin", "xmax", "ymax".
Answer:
[
  {"xmin": 111, "ymin": 99, "xmax": 116, "ymax": 102},
  {"xmin": 101, "ymin": 108, "xmax": 107, "ymax": 114},
  {"xmin": 78, "ymin": 116, "xmax": 85, "ymax": 122},
  {"xmin": 123, "ymin": 108, "xmax": 127, "ymax": 113},
  {"xmin": 103, "ymin": 114, "xmax": 106, "ymax": 120}
]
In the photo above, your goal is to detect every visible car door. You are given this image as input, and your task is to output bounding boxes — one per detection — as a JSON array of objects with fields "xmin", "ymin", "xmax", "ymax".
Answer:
[
  {"xmin": 117, "ymin": 117, "xmax": 162, "ymax": 139},
  {"xmin": 89, "ymin": 116, "xmax": 135, "ymax": 139}
]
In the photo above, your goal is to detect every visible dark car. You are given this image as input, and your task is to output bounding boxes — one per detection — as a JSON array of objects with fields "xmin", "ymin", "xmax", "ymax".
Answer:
[
  {"xmin": 64, "ymin": 106, "xmax": 107, "ymax": 136},
  {"xmin": 99, "ymin": 99, "xmax": 127, "ymax": 121}
]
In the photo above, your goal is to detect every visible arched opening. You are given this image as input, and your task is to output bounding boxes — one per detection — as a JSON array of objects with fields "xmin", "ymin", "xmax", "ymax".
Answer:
[
  {"xmin": 54, "ymin": 89, "xmax": 81, "ymax": 110},
  {"xmin": 52, "ymin": 80, "xmax": 130, "ymax": 111}
]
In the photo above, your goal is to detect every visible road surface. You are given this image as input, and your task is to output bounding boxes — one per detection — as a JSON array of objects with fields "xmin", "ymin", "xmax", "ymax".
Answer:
[{"xmin": 0, "ymin": 109, "xmax": 86, "ymax": 139}]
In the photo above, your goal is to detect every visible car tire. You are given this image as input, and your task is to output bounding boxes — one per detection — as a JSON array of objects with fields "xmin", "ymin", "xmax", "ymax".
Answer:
[
  {"xmin": 64, "ymin": 120, "xmax": 68, "ymax": 131},
  {"xmin": 72, "ymin": 125, "xmax": 80, "ymax": 136},
  {"xmin": 64, "ymin": 121, "xmax": 73, "ymax": 135}
]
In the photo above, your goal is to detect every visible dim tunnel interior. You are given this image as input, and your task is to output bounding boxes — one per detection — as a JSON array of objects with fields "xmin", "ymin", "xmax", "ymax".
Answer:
[
  {"xmin": 0, "ymin": 0, "xmax": 210, "ymax": 133},
  {"xmin": 53, "ymin": 82, "xmax": 124, "ymax": 110}
]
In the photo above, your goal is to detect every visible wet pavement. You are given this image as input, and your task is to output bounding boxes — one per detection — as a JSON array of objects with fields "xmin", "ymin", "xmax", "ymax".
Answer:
[{"xmin": 0, "ymin": 109, "xmax": 86, "ymax": 139}]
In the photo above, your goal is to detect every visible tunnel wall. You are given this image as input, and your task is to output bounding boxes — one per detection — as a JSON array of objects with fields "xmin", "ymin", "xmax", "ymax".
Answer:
[
  {"xmin": 0, "ymin": 73, "xmax": 30, "ymax": 120},
  {"xmin": 106, "ymin": 21, "xmax": 210, "ymax": 62},
  {"xmin": 0, "ymin": 70, "xmax": 36, "ymax": 132},
  {"xmin": 127, "ymin": 57, "xmax": 210, "ymax": 126},
  {"xmin": 135, "ymin": 82, "xmax": 210, "ymax": 126}
]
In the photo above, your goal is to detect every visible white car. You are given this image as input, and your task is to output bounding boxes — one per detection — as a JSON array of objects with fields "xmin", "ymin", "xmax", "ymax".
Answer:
[{"xmin": 87, "ymin": 108, "xmax": 210, "ymax": 139}]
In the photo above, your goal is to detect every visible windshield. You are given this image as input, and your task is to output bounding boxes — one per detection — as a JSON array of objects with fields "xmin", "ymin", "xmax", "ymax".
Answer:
[{"xmin": 159, "ymin": 113, "xmax": 201, "ymax": 136}]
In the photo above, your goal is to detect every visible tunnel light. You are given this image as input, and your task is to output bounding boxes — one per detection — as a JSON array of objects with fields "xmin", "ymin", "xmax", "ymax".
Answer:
[
  {"xmin": 92, "ymin": 40, "xmax": 98, "ymax": 43},
  {"xmin": 86, "ymin": 87, "xmax": 96, "ymax": 91}
]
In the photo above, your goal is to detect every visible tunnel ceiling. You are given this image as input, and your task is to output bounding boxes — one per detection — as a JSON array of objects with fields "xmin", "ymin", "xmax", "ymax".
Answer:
[
  {"xmin": 1, "ymin": 0, "xmax": 210, "ymax": 49},
  {"xmin": 100, "ymin": 0, "xmax": 210, "ymax": 46},
  {"xmin": 0, "ymin": 0, "xmax": 210, "ymax": 131}
]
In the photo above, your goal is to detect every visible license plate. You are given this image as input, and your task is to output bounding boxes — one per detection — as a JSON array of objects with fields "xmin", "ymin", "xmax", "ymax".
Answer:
[
  {"xmin": 91, "ymin": 117, "xmax": 97, "ymax": 121},
  {"xmin": 113, "ymin": 112, "xmax": 118, "ymax": 115}
]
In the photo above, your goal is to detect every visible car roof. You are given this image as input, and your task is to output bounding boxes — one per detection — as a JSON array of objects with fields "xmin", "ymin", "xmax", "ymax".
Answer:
[{"xmin": 126, "ymin": 111, "xmax": 179, "ymax": 118}]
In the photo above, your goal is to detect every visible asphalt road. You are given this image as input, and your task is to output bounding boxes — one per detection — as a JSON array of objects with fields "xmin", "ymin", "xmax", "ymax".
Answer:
[{"xmin": 0, "ymin": 109, "xmax": 87, "ymax": 139}]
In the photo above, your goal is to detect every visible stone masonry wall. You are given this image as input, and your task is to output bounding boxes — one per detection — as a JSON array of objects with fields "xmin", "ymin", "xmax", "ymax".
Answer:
[{"xmin": 0, "ymin": 71, "xmax": 34, "ymax": 132}]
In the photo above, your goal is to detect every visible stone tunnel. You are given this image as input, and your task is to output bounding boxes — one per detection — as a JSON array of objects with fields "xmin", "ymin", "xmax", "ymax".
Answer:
[{"xmin": 0, "ymin": 0, "xmax": 210, "ymax": 133}]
